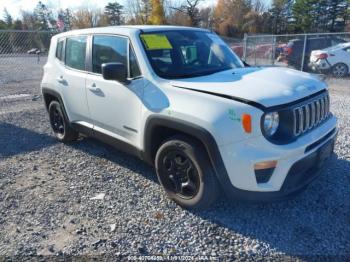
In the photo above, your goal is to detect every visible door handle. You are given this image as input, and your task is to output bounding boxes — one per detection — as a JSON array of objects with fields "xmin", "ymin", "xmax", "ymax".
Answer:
[
  {"xmin": 88, "ymin": 83, "xmax": 102, "ymax": 93},
  {"xmin": 56, "ymin": 76, "xmax": 66, "ymax": 85}
]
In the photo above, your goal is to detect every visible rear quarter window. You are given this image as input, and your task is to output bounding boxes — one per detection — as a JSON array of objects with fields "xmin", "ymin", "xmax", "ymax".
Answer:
[{"xmin": 55, "ymin": 39, "xmax": 65, "ymax": 62}]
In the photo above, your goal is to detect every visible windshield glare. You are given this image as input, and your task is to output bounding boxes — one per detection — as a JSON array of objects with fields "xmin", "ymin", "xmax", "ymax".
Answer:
[{"xmin": 140, "ymin": 30, "xmax": 243, "ymax": 79}]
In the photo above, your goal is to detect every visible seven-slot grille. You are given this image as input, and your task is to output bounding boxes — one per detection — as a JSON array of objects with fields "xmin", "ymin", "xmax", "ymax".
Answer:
[{"xmin": 293, "ymin": 93, "xmax": 330, "ymax": 136}]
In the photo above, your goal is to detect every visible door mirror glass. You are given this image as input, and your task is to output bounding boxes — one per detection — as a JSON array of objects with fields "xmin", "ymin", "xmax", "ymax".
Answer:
[{"xmin": 102, "ymin": 62, "xmax": 127, "ymax": 83}]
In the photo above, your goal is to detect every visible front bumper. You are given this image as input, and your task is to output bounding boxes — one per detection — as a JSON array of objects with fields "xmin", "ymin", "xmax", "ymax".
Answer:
[{"xmin": 217, "ymin": 115, "xmax": 337, "ymax": 201}]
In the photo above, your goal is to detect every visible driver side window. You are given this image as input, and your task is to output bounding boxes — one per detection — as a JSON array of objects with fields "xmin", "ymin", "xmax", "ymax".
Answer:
[{"xmin": 92, "ymin": 35, "xmax": 127, "ymax": 74}]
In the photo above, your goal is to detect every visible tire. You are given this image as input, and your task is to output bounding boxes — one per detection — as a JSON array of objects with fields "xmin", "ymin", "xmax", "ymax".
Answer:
[
  {"xmin": 331, "ymin": 63, "xmax": 349, "ymax": 78},
  {"xmin": 155, "ymin": 135, "xmax": 220, "ymax": 210},
  {"xmin": 48, "ymin": 101, "xmax": 79, "ymax": 142}
]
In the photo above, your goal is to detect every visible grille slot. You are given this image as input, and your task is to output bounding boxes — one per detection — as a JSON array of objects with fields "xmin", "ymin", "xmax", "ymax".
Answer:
[{"xmin": 293, "ymin": 93, "xmax": 330, "ymax": 137}]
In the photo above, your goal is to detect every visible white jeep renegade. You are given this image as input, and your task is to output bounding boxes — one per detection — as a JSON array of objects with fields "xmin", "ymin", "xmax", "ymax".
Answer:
[{"xmin": 41, "ymin": 26, "xmax": 337, "ymax": 210}]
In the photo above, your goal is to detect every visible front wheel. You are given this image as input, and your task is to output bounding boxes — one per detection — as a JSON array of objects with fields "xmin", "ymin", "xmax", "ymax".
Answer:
[
  {"xmin": 331, "ymin": 63, "xmax": 349, "ymax": 78},
  {"xmin": 155, "ymin": 135, "xmax": 220, "ymax": 210}
]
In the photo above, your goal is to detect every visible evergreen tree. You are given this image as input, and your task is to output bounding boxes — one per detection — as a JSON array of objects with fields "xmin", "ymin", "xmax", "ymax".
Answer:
[
  {"xmin": 292, "ymin": 0, "xmax": 315, "ymax": 32},
  {"xmin": 326, "ymin": 0, "xmax": 349, "ymax": 31},
  {"xmin": 62, "ymin": 8, "xmax": 74, "ymax": 31},
  {"xmin": 12, "ymin": 19, "xmax": 23, "ymax": 30},
  {"xmin": 3, "ymin": 8, "xmax": 13, "ymax": 27},
  {"xmin": 0, "ymin": 20, "xmax": 7, "ymax": 30},
  {"xmin": 292, "ymin": 0, "xmax": 349, "ymax": 32},
  {"xmin": 105, "ymin": 2, "xmax": 124, "ymax": 25},
  {"xmin": 269, "ymin": 0, "xmax": 293, "ymax": 34},
  {"xmin": 33, "ymin": 1, "xmax": 56, "ymax": 30}
]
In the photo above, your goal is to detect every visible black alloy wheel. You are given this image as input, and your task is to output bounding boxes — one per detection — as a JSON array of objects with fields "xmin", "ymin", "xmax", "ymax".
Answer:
[
  {"xmin": 155, "ymin": 135, "xmax": 220, "ymax": 210},
  {"xmin": 161, "ymin": 149, "xmax": 200, "ymax": 199}
]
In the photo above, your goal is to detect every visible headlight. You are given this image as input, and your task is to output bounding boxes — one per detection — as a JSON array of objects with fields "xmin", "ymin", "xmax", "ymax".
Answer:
[{"xmin": 263, "ymin": 112, "xmax": 279, "ymax": 136}]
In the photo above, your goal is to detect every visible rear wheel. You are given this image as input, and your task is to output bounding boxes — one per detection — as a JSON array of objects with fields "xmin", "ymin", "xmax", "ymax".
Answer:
[
  {"xmin": 48, "ymin": 101, "xmax": 79, "ymax": 142},
  {"xmin": 331, "ymin": 63, "xmax": 348, "ymax": 78},
  {"xmin": 155, "ymin": 135, "xmax": 220, "ymax": 210}
]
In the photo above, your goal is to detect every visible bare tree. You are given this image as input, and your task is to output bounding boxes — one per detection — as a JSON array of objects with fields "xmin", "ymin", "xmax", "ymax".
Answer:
[
  {"xmin": 199, "ymin": 6, "xmax": 214, "ymax": 29},
  {"xmin": 125, "ymin": 0, "xmax": 151, "ymax": 24},
  {"xmin": 72, "ymin": 9, "xmax": 109, "ymax": 29},
  {"xmin": 170, "ymin": 0, "xmax": 202, "ymax": 26}
]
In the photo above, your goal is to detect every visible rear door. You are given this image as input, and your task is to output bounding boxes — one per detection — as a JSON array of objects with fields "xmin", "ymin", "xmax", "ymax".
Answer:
[
  {"xmin": 59, "ymin": 35, "xmax": 91, "ymax": 125},
  {"xmin": 85, "ymin": 34, "xmax": 144, "ymax": 147}
]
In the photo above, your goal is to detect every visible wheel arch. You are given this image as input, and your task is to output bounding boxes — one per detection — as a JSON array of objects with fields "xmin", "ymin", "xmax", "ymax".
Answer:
[
  {"xmin": 143, "ymin": 115, "xmax": 231, "ymax": 192},
  {"xmin": 42, "ymin": 88, "xmax": 70, "ymax": 123}
]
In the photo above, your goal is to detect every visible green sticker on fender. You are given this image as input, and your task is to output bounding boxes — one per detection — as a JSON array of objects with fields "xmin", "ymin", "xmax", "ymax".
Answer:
[
  {"xmin": 140, "ymin": 34, "xmax": 173, "ymax": 50},
  {"xmin": 228, "ymin": 109, "xmax": 241, "ymax": 122}
]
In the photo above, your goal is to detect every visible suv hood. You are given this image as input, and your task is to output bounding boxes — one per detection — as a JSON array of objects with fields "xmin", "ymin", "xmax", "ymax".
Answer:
[{"xmin": 170, "ymin": 67, "xmax": 327, "ymax": 109}]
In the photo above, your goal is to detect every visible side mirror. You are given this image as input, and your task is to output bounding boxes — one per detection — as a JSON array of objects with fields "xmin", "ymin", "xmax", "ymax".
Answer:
[{"xmin": 102, "ymin": 62, "xmax": 128, "ymax": 83}]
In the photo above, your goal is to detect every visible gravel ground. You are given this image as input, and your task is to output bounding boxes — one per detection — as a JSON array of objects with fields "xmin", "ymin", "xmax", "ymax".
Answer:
[{"xmin": 0, "ymin": 71, "xmax": 349, "ymax": 260}]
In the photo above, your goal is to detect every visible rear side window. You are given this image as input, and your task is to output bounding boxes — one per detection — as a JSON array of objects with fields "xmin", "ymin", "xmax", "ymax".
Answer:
[
  {"xmin": 308, "ymin": 40, "xmax": 322, "ymax": 51},
  {"xmin": 92, "ymin": 35, "xmax": 127, "ymax": 74},
  {"xmin": 56, "ymin": 39, "xmax": 64, "ymax": 62},
  {"xmin": 65, "ymin": 36, "xmax": 87, "ymax": 71}
]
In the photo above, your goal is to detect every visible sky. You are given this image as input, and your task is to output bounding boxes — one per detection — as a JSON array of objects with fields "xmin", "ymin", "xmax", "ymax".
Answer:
[{"xmin": 1, "ymin": 0, "xmax": 271, "ymax": 19}]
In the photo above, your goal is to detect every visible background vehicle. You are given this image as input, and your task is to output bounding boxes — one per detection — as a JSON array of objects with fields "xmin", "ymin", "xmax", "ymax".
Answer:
[
  {"xmin": 27, "ymin": 48, "xmax": 40, "ymax": 54},
  {"xmin": 231, "ymin": 44, "xmax": 243, "ymax": 58},
  {"xmin": 282, "ymin": 37, "xmax": 346, "ymax": 70},
  {"xmin": 310, "ymin": 43, "xmax": 350, "ymax": 77}
]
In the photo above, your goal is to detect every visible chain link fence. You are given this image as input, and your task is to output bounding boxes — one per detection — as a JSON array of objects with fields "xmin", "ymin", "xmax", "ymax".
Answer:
[
  {"xmin": 0, "ymin": 30, "xmax": 57, "ymax": 86},
  {"xmin": 1, "ymin": 30, "xmax": 349, "ymax": 102},
  {"xmin": 0, "ymin": 30, "xmax": 57, "ymax": 115},
  {"xmin": 241, "ymin": 32, "xmax": 350, "ymax": 77}
]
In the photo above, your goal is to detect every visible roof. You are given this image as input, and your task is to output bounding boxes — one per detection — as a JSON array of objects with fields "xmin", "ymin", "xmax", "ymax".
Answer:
[
  {"xmin": 54, "ymin": 25, "xmax": 209, "ymax": 38},
  {"xmin": 113, "ymin": 25, "xmax": 208, "ymax": 31},
  {"xmin": 339, "ymin": 42, "xmax": 350, "ymax": 47}
]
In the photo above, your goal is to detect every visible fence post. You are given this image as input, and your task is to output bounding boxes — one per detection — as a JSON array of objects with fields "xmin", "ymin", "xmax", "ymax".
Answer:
[
  {"xmin": 271, "ymin": 36, "xmax": 276, "ymax": 65},
  {"xmin": 301, "ymin": 34, "xmax": 307, "ymax": 71},
  {"xmin": 243, "ymin": 33, "xmax": 247, "ymax": 62},
  {"xmin": 254, "ymin": 37, "xmax": 257, "ymax": 66}
]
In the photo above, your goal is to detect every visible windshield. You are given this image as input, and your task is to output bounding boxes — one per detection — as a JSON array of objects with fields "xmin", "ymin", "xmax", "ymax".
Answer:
[{"xmin": 139, "ymin": 30, "xmax": 244, "ymax": 79}]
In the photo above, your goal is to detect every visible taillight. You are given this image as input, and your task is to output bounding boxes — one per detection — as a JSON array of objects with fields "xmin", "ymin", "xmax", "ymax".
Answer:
[
  {"xmin": 317, "ymin": 53, "xmax": 328, "ymax": 59},
  {"xmin": 284, "ymin": 47, "xmax": 292, "ymax": 55}
]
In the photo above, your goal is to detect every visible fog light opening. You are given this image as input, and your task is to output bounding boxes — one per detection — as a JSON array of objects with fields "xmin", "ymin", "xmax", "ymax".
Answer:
[{"xmin": 254, "ymin": 161, "xmax": 277, "ymax": 184}]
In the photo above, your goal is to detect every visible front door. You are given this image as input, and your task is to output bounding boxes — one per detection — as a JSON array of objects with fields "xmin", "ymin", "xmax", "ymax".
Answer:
[{"xmin": 85, "ymin": 35, "xmax": 143, "ymax": 147}]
